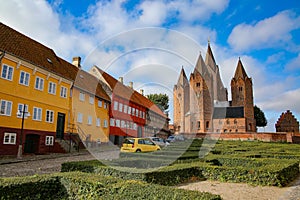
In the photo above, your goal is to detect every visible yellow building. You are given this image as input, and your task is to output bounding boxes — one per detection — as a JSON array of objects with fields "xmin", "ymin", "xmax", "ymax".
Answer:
[
  {"xmin": 71, "ymin": 59, "xmax": 111, "ymax": 147},
  {"xmin": 0, "ymin": 22, "xmax": 78, "ymax": 155}
]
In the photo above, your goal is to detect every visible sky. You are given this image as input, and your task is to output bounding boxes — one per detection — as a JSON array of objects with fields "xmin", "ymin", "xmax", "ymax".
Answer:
[{"xmin": 0, "ymin": 0, "xmax": 300, "ymax": 132}]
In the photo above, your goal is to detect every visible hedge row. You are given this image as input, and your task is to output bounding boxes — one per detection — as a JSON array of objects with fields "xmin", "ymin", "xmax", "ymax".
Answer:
[
  {"xmin": 62, "ymin": 157, "xmax": 299, "ymax": 186},
  {"xmin": 0, "ymin": 172, "xmax": 221, "ymax": 200}
]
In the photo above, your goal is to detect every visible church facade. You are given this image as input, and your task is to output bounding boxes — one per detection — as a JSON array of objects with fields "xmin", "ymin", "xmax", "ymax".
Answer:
[{"xmin": 173, "ymin": 43, "xmax": 256, "ymax": 134}]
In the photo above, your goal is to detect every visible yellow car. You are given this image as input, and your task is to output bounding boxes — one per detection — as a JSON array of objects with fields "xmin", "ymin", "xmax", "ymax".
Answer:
[{"xmin": 121, "ymin": 138, "xmax": 161, "ymax": 153}]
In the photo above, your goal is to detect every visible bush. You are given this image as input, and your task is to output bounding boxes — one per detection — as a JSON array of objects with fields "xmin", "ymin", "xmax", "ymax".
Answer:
[{"xmin": 0, "ymin": 172, "xmax": 221, "ymax": 200}]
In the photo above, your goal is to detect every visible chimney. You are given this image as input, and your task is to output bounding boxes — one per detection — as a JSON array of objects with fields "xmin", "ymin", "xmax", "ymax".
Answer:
[
  {"xmin": 140, "ymin": 89, "xmax": 144, "ymax": 95},
  {"xmin": 129, "ymin": 81, "xmax": 133, "ymax": 89},
  {"xmin": 118, "ymin": 77, "xmax": 123, "ymax": 84},
  {"xmin": 72, "ymin": 57, "xmax": 81, "ymax": 68}
]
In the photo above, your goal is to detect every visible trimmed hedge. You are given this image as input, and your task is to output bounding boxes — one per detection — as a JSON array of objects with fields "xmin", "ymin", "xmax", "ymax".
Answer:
[{"xmin": 0, "ymin": 172, "xmax": 221, "ymax": 200}]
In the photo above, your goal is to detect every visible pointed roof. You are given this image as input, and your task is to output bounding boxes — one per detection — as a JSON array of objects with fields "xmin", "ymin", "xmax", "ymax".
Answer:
[
  {"xmin": 234, "ymin": 58, "xmax": 248, "ymax": 79},
  {"xmin": 176, "ymin": 66, "xmax": 189, "ymax": 87},
  {"xmin": 205, "ymin": 42, "xmax": 216, "ymax": 67},
  {"xmin": 194, "ymin": 52, "xmax": 209, "ymax": 76}
]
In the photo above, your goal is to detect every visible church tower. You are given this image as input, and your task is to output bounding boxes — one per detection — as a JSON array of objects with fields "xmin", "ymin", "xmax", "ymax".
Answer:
[
  {"xmin": 231, "ymin": 59, "xmax": 256, "ymax": 131},
  {"xmin": 173, "ymin": 67, "xmax": 190, "ymax": 133}
]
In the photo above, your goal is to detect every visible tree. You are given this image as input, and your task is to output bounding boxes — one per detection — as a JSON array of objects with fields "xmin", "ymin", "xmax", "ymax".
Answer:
[
  {"xmin": 146, "ymin": 93, "xmax": 169, "ymax": 112},
  {"xmin": 254, "ymin": 105, "xmax": 267, "ymax": 127}
]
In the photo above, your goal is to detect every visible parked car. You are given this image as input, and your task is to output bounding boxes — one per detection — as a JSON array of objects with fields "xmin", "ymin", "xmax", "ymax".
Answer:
[
  {"xmin": 148, "ymin": 137, "xmax": 170, "ymax": 148},
  {"xmin": 121, "ymin": 138, "xmax": 161, "ymax": 153},
  {"xmin": 166, "ymin": 135, "xmax": 185, "ymax": 143}
]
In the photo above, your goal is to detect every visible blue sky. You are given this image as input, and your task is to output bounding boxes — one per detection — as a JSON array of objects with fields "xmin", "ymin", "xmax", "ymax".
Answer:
[{"xmin": 1, "ymin": 0, "xmax": 300, "ymax": 132}]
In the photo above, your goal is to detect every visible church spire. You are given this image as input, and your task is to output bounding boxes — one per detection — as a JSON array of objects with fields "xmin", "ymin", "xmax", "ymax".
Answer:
[
  {"xmin": 205, "ymin": 41, "xmax": 216, "ymax": 68},
  {"xmin": 194, "ymin": 52, "xmax": 208, "ymax": 75},
  {"xmin": 176, "ymin": 66, "xmax": 188, "ymax": 87},
  {"xmin": 234, "ymin": 58, "xmax": 248, "ymax": 79}
]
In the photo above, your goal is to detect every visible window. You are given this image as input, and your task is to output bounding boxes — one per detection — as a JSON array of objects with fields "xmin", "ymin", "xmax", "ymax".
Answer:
[
  {"xmin": 79, "ymin": 92, "xmax": 85, "ymax": 101},
  {"xmin": 19, "ymin": 71, "xmax": 30, "ymax": 86},
  {"xmin": 197, "ymin": 121, "xmax": 201, "ymax": 130},
  {"xmin": 60, "ymin": 86, "xmax": 67, "ymax": 98},
  {"xmin": 132, "ymin": 108, "xmax": 135, "ymax": 115},
  {"xmin": 104, "ymin": 119, "xmax": 108, "ymax": 128},
  {"xmin": 77, "ymin": 113, "xmax": 83, "ymax": 123},
  {"xmin": 1, "ymin": 64, "xmax": 13, "ymax": 81},
  {"xmin": 48, "ymin": 82, "xmax": 56, "ymax": 94},
  {"xmin": 88, "ymin": 116, "xmax": 92, "ymax": 125},
  {"xmin": 104, "ymin": 102, "xmax": 107, "ymax": 109},
  {"xmin": 206, "ymin": 121, "xmax": 209, "ymax": 129},
  {"xmin": 135, "ymin": 109, "xmax": 139, "ymax": 117},
  {"xmin": 96, "ymin": 118, "xmax": 101, "ymax": 127},
  {"xmin": 3, "ymin": 133, "xmax": 16, "ymax": 144},
  {"xmin": 124, "ymin": 105, "xmax": 127, "ymax": 113},
  {"xmin": 98, "ymin": 100, "xmax": 102, "ymax": 107},
  {"xmin": 121, "ymin": 120, "xmax": 125, "ymax": 128},
  {"xmin": 226, "ymin": 119, "xmax": 230, "ymax": 124},
  {"xmin": 45, "ymin": 136, "xmax": 54, "ymax": 146},
  {"xmin": 128, "ymin": 106, "xmax": 131, "ymax": 114},
  {"xmin": 0, "ymin": 100, "xmax": 12, "ymax": 116},
  {"xmin": 196, "ymin": 82, "xmax": 200, "ymax": 87},
  {"xmin": 239, "ymin": 87, "xmax": 243, "ymax": 91},
  {"xmin": 119, "ymin": 103, "xmax": 123, "ymax": 112},
  {"xmin": 46, "ymin": 110, "xmax": 54, "ymax": 123},
  {"xmin": 89, "ymin": 96, "xmax": 94, "ymax": 104},
  {"xmin": 133, "ymin": 123, "xmax": 137, "ymax": 130},
  {"xmin": 110, "ymin": 118, "xmax": 115, "ymax": 127},
  {"xmin": 33, "ymin": 107, "xmax": 42, "ymax": 121},
  {"xmin": 116, "ymin": 119, "xmax": 120, "ymax": 127},
  {"xmin": 35, "ymin": 76, "xmax": 44, "ymax": 91},
  {"xmin": 234, "ymin": 119, "xmax": 237, "ymax": 124},
  {"xmin": 114, "ymin": 101, "xmax": 118, "ymax": 110},
  {"xmin": 17, "ymin": 104, "xmax": 29, "ymax": 118}
]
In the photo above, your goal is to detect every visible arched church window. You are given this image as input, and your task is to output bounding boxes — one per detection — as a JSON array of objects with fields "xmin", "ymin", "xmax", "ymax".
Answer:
[
  {"xmin": 196, "ymin": 82, "xmax": 200, "ymax": 87},
  {"xmin": 226, "ymin": 119, "xmax": 230, "ymax": 124},
  {"xmin": 239, "ymin": 87, "xmax": 243, "ymax": 91},
  {"xmin": 206, "ymin": 121, "xmax": 209, "ymax": 129}
]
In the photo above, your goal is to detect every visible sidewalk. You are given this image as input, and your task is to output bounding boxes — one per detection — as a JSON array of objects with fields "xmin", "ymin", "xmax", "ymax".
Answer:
[{"xmin": 0, "ymin": 149, "xmax": 90, "ymax": 165}]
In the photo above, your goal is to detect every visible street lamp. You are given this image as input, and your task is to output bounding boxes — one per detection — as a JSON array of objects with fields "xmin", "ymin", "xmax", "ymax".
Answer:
[{"xmin": 17, "ymin": 104, "xmax": 30, "ymax": 159}]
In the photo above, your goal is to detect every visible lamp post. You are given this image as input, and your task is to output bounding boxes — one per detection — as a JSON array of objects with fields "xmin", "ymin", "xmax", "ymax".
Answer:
[{"xmin": 17, "ymin": 104, "xmax": 30, "ymax": 159}]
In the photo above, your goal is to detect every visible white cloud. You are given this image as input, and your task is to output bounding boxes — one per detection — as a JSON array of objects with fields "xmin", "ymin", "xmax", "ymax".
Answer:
[
  {"xmin": 285, "ymin": 53, "xmax": 300, "ymax": 71},
  {"xmin": 228, "ymin": 10, "xmax": 300, "ymax": 52},
  {"xmin": 266, "ymin": 52, "xmax": 285, "ymax": 64}
]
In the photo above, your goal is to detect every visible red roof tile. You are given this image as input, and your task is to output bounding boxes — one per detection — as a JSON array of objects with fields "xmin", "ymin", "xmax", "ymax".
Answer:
[
  {"xmin": 94, "ymin": 67, "xmax": 167, "ymax": 118},
  {"xmin": 0, "ymin": 22, "xmax": 78, "ymax": 81}
]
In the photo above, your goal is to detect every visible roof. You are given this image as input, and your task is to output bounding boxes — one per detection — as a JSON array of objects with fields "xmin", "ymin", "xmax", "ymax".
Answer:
[
  {"xmin": 205, "ymin": 43, "xmax": 216, "ymax": 67},
  {"xmin": 213, "ymin": 107, "xmax": 244, "ymax": 119},
  {"xmin": 94, "ymin": 67, "xmax": 167, "ymax": 118},
  {"xmin": 275, "ymin": 110, "xmax": 299, "ymax": 127},
  {"xmin": 175, "ymin": 67, "xmax": 189, "ymax": 88},
  {"xmin": 0, "ymin": 22, "xmax": 78, "ymax": 81},
  {"xmin": 234, "ymin": 59, "xmax": 248, "ymax": 80},
  {"xmin": 74, "ymin": 70, "xmax": 110, "ymax": 102}
]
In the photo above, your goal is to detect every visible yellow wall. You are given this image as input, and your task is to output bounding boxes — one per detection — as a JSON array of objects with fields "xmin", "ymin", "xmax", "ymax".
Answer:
[
  {"xmin": 0, "ymin": 55, "xmax": 72, "ymax": 133},
  {"xmin": 71, "ymin": 88, "xmax": 110, "ymax": 143}
]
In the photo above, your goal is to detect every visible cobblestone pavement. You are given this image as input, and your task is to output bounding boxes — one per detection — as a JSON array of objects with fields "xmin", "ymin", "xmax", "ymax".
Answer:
[{"xmin": 0, "ymin": 149, "xmax": 120, "ymax": 177}]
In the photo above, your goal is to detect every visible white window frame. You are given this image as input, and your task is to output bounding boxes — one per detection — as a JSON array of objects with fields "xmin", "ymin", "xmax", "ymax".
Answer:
[
  {"xmin": 128, "ymin": 106, "xmax": 131, "ymax": 114},
  {"xmin": 46, "ymin": 110, "xmax": 54, "ymax": 123},
  {"xmin": 3, "ymin": 132, "xmax": 16, "ymax": 145},
  {"xmin": 45, "ymin": 136, "xmax": 54, "ymax": 146},
  {"xmin": 96, "ymin": 118, "xmax": 101, "ymax": 127},
  {"xmin": 33, "ymin": 107, "xmax": 42, "ymax": 121},
  {"xmin": 119, "ymin": 103, "xmax": 123, "ymax": 112},
  {"xmin": 19, "ymin": 70, "xmax": 30, "ymax": 86},
  {"xmin": 98, "ymin": 100, "xmax": 102, "ymax": 107},
  {"xmin": 34, "ymin": 76, "xmax": 44, "ymax": 91},
  {"xmin": 104, "ymin": 102, "xmax": 107, "ymax": 109},
  {"xmin": 17, "ymin": 104, "xmax": 29, "ymax": 118},
  {"xmin": 110, "ymin": 118, "xmax": 115, "ymax": 127},
  {"xmin": 0, "ymin": 100, "xmax": 12, "ymax": 116},
  {"xmin": 124, "ymin": 105, "xmax": 128, "ymax": 113},
  {"xmin": 116, "ymin": 119, "xmax": 120, "ymax": 127},
  {"xmin": 77, "ymin": 113, "xmax": 83, "ymax": 123},
  {"xmin": 60, "ymin": 86, "xmax": 67, "ymax": 98},
  {"xmin": 89, "ymin": 95, "xmax": 94, "ymax": 104},
  {"xmin": 135, "ymin": 109, "xmax": 139, "ymax": 117},
  {"xmin": 132, "ymin": 108, "xmax": 135, "ymax": 116},
  {"xmin": 48, "ymin": 82, "xmax": 56, "ymax": 95},
  {"xmin": 79, "ymin": 92, "xmax": 85, "ymax": 101},
  {"xmin": 114, "ymin": 101, "xmax": 118, "ymax": 110},
  {"xmin": 104, "ymin": 119, "xmax": 108, "ymax": 128},
  {"xmin": 1, "ymin": 64, "xmax": 14, "ymax": 81},
  {"xmin": 88, "ymin": 115, "xmax": 92, "ymax": 125}
]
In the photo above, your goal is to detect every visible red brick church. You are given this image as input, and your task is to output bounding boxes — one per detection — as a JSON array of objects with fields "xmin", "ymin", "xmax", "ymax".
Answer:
[{"xmin": 173, "ymin": 43, "xmax": 256, "ymax": 134}]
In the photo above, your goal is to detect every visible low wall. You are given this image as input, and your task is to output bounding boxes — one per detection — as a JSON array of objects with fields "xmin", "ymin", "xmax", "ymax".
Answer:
[{"xmin": 182, "ymin": 132, "xmax": 300, "ymax": 143}]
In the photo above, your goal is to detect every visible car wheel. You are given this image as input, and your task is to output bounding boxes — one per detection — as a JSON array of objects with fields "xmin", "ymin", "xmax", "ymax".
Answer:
[{"xmin": 136, "ymin": 149, "xmax": 141, "ymax": 152}]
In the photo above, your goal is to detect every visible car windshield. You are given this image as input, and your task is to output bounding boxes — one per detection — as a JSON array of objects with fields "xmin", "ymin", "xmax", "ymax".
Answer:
[{"xmin": 123, "ymin": 139, "xmax": 134, "ymax": 144}]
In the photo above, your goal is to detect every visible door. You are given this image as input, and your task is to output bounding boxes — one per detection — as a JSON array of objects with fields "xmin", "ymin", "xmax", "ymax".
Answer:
[
  {"xmin": 24, "ymin": 134, "xmax": 40, "ymax": 154},
  {"xmin": 56, "ymin": 112, "xmax": 65, "ymax": 139}
]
